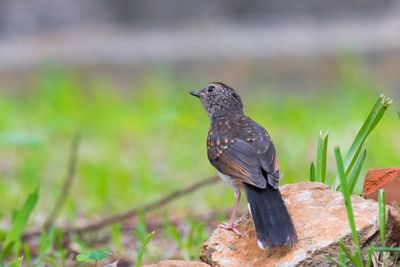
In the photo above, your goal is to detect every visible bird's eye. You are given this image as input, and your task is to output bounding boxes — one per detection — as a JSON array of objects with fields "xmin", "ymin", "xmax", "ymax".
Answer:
[
  {"xmin": 232, "ymin": 93, "xmax": 239, "ymax": 99},
  {"xmin": 207, "ymin": 85, "xmax": 215, "ymax": 92}
]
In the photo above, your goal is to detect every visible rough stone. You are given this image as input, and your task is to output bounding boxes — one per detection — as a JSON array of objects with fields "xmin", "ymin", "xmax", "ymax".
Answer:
[
  {"xmin": 387, "ymin": 205, "xmax": 400, "ymax": 247},
  {"xmin": 364, "ymin": 167, "xmax": 400, "ymax": 204},
  {"xmin": 200, "ymin": 182, "xmax": 398, "ymax": 267},
  {"xmin": 143, "ymin": 260, "xmax": 210, "ymax": 267}
]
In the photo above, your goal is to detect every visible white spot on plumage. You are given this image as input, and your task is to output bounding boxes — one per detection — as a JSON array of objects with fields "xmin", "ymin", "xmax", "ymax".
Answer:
[
  {"xmin": 257, "ymin": 239, "xmax": 266, "ymax": 250},
  {"xmin": 247, "ymin": 203, "xmax": 252, "ymax": 217}
]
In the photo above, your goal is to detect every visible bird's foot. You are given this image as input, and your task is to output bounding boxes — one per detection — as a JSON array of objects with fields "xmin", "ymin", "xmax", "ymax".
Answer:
[{"xmin": 219, "ymin": 221, "xmax": 242, "ymax": 237}]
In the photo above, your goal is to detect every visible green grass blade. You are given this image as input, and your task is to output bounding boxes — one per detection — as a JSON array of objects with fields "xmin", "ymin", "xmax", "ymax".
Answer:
[
  {"xmin": 186, "ymin": 219, "xmax": 196, "ymax": 260},
  {"xmin": 112, "ymin": 223, "xmax": 124, "ymax": 254},
  {"xmin": 166, "ymin": 223, "xmax": 183, "ymax": 249},
  {"xmin": 316, "ymin": 131, "xmax": 328, "ymax": 183},
  {"xmin": 38, "ymin": 226, "xmax": 56, "ymax": 260},
  {"xmin": 325, "ymin": 255, "xmax": 348, "ymax": 267},
  {"xmin": 310, "ymin": 162, "xmax": 316, "ymax": 182},
  {"xmin": 337, "ymin": 245, "xmax": 346, "ymax": 265},
  {"xmin": 374, "ymin": 247, "xmax": 400, "ymax": 252},
  {"xmin": 315, "ymin": 133, "xmax": 323, "ymax": 182},
  {"xmin": 366, "ymin": 242, "xmax": 374, "ymax": 267},
  {"xmin": 320, "ymin": 132, "xmax": 328, "ymax": 183},
  {"xmin": 337, "ymin": 241, "xmax": 359, "ymax": 266},
  {"xmin": 378, "ymin": 189, "xmax": 386, "ymax": 246},
  {"xmin": 347, "ymin": 149, "xmax": 366, "ymax": 194},
  {"xmin": 23, "ymin": 243, "xmax": 31, "ymax": 266},
  {"xmin": 1, "ymin": 187, "xmax": 39, "ymax": 259},
  {"xmin": 332, "ymin": 95, "xmax": 392, "ymax": 190},
  {"xmin": 10, "ymin": 257, "xmax": 23, "ymax": 267},
  {"xmin": 135, "ymin": 231, "xmax": 155, "ymax": 267},
  {"xmin": 134, "ymin": 210, "xmax": 148, "ymax": 243},
  {"xmin": 335, "ymin": 147, "xmax": 363, "ymax": 265}
]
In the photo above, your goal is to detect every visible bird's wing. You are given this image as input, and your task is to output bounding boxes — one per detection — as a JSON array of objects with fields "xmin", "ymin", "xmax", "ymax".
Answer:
[
  {"xmin": 208, "ymin": 138, "xmax": 267, "ymax": 188},
  {"xmin": 244, "ymin": 119, "xmax": 281, "ymax": 189},
  {"xmin": 258, "ymin": 138, "xmax": 281, "ymax": 189}
]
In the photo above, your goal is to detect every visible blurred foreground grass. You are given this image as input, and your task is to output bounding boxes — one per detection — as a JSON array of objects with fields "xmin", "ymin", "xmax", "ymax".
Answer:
[{"xmin": 0, "ymin": 64, "xmax": 399, "ymax": 225}]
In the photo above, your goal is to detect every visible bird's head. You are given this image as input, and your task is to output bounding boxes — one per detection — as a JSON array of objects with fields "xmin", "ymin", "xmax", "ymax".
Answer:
[{"xmin": 189, "ymin": 82, "xmax": 243, "ymax": 118}]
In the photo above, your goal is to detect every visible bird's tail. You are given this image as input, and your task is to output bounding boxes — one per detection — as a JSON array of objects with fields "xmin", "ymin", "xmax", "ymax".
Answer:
[{"xmin": 244, "ymin": 183, "xmax": 297, "ymax": 250}]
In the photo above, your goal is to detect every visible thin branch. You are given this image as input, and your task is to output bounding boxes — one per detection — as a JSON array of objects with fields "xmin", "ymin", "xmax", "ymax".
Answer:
[
  {"xmin": 73, "ymin": 176, "xmax": 220, "ymax": 234},
  {"xmin": 44, "ymin": 133, "xmax": 81, "ymax": 230},
  {"xmin": 24, "ymin": 176, "xmax": 220, "ymax": 239}
]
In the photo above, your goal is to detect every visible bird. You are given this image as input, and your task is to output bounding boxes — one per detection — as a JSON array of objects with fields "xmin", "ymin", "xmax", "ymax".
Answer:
[{"xmin": 189, "ymin": 82, "xmax": 297, "ymax": 250}]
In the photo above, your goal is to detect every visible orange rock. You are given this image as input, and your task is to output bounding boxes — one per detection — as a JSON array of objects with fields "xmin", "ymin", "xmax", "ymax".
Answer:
[
  {"xmin": 364, "ymin": 168, "xmax": 400, "ymax": 204},
  {"xmin": 200, "ymin": 182, "xmax": 399, "ymax": 267},
  {"xmin": 143, "ymin": 260, "xmax": 210, "ymax": 267}
]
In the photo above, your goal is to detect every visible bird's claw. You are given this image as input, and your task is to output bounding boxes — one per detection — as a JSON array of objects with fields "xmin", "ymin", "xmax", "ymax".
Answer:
[{"xmin": 219, "ymin": 221, "xmax": 243, "ymax": 237}]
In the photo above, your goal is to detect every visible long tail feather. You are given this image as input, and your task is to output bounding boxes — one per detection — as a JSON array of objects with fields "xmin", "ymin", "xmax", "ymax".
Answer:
[{"xmin": 244, "ymin": 183, "xmax": 297, "ymax": 249}]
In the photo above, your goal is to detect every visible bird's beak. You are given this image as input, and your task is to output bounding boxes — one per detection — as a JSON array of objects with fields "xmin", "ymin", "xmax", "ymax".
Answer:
[{"xmin": 189, "ymin": 90, "xmax": 201, "ymax": 98}]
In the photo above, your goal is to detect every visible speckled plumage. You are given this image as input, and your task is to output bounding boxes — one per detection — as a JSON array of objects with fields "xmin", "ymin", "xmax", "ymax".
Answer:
[
  {"xmin": 190, "ymin": 82, "xmax": 297, "ymax": 249},
  {"xmin": 193, "ymin": 82, "xmax": 280, "ymax": 189},
  {"xmin": 207, "ymin": 112, "xmax": 280, "ymax": 189}
]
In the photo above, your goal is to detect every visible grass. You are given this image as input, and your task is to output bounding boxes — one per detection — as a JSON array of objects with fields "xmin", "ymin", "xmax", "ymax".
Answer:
[
  {"xmin": 310, "ymin": 131, "xmax": 328, "ymax": 183},
  {"xmin": 0, "ymin": 187, "xmax": 38, "ymax": 260},
  {"xmin": 310, "ymin": 94, "xmax": 392, "ymax": 195},
  {"xmin": 306, "ymin": 92, "xmax": 400, "ymax": 266},
  {"xmin": 327, "ymin": 150, "xmax": 399, "ymax": 267},
  {"xmin": 0, "ymin": 61, "xmax": 399, "ymax": 264},
  {"xmin": 331, "ymin": 95, "xmax": 393, "ymax": 191},
  {"xmin": 0, "ymin": 67, "xmax": 398, "ymax": 219},
  {"xmin": 332, "ymin": 147, "xmax": 363, "ymax": 265},
  {"xmin": 135, "ymin": 231, "xmax": 155, "ymax": 267}
]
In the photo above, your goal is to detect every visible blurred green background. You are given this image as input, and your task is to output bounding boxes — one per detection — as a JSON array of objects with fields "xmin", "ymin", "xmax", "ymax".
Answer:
[
  {"xmin": 0, "ymin": 1, "xmax": 400, "ymax": 264},
  {"xmin": 0, "ymin": 59, "xmax": 398, "ymax": 224}
]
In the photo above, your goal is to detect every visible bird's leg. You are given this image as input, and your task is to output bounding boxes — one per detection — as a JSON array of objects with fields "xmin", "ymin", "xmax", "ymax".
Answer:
[{"xmin": 220, "ymin": 188, "xmax": 242, "ymax": 236}]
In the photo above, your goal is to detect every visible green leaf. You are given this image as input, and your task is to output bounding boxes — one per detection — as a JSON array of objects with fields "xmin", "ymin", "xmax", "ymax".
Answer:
[
  {"xmin": 1, "ymin": 187, "xmax": 39, "ymax": 259},
  {"xmin": 378, "ymin": 189, "xmax": 386, "ymax": 246},
  {"xmin": 325, "ymin": 255, "xmax": 348, "ymax": 267},
  {"xmin": 165, "ymin": 222, "xmax": 183, "ymax": 248},
  {"xmin": 347, "ymin": 149, "xmax": 366, "ymax": 194},
  {"xmin": 22, "ymin": 243, "xmax": 31, "ymax": 266},
  {"xmin": 10, "ymin": 257, "xmax": 23, "ymax": 267},
  {"xmin": 316, "ymin": 131, "xmax": 328, "ymax": 183},
  {"xmin": 332, "ymin": 95, "xmax": 392, "ymax": 190},
  {"xmin": 135, "ymin": 231, "xmax": 155, "ymax": 267},
  {"xmin": 76, "ymin": 254, "xmax": 91, "ymax": 263},
  {"xmin": 76, "ymin": 249, "xmax": 111, "ymax": 263},
  {"xmin": 88, "ymin": 249, "xmax": 112, "ymax": 261},
  {"xmin": 352, "ymin": 169, "xmax": 366, "ymax": 196},
  {"xmin": 374, "ymin": 247, "xmax": 400, "ymax": 252},
  {"xmin": 338, "ymin": 240, "xmax": 361, "ymax": 266},
  {"xmin": 335, "ymin": 148, "xmax": 363, "ymax": 265},
  {"xmin": 310, "ymin": 162, "xmax": 316, "ymax": 182},
  {"xmin": 112, "ymin": 224, "xmax": 123, "ymax": 254},
  {"xmin": 134, "ymin": 210, "xmax": 148, "ymax": 242},
  {"xmin": 366, "ymin": 242, "xmax": 374, "ymax": 267},
  {"xmin": 38, "ymin": 227, "xmax": 56, "ymax": 259},
  {"xmin": 338, "ymin": 245, "xmax": 346, "ymax": 265}
]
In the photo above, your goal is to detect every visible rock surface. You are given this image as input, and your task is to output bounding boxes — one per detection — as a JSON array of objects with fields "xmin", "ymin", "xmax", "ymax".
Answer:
[
  {"xmin": 143, "ymin": 260, "xmax": 210, "ymax": 267},
  {"xmin": 200, "ymin": 182, "xmax": 397, "ymax": 267},
  {"xmin": 364, "ymin": 167, "xmax": 400, "ymax": 204}
]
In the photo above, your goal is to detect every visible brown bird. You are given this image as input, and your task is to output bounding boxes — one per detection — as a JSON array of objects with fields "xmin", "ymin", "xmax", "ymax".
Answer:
[{"xmin": 189, "ymin": 82, "xmax": 297, "ymax": 249}]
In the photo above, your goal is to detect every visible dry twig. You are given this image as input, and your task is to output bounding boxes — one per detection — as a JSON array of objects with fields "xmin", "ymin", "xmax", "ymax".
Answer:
[
  {"xmin": 24, "ymin": 176, "xmax": 220, "ymax": 239},
  {"xmin": 44, "ymin": 133, "xmax": 81, "ymax": 230}
]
